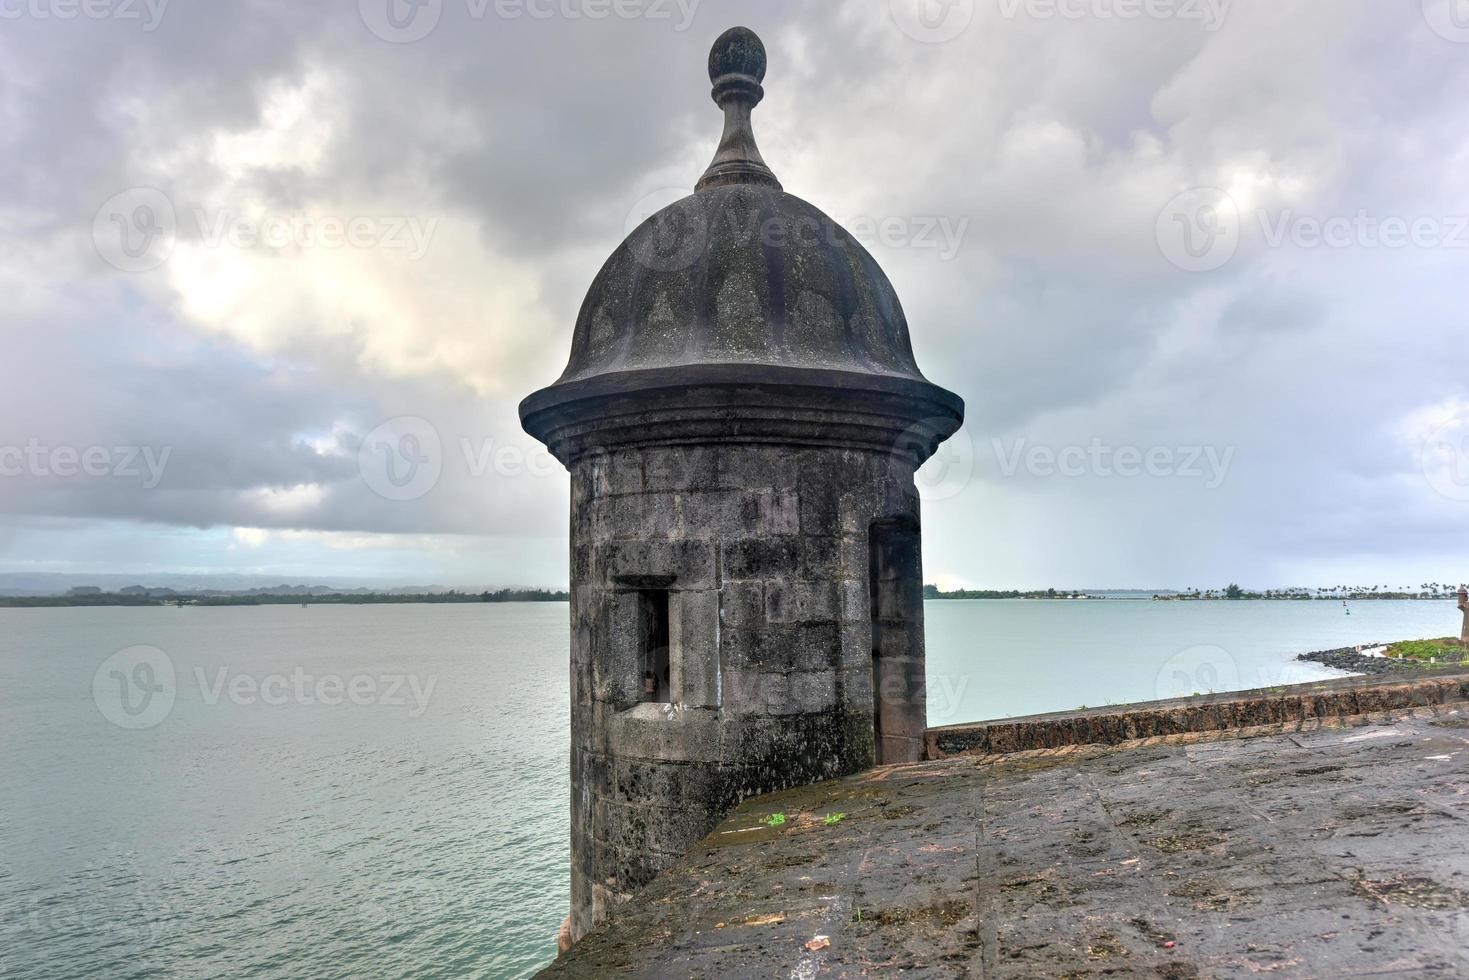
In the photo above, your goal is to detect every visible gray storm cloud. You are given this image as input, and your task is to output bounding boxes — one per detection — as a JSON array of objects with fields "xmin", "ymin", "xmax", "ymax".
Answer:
[{"xmin": 0, "ymin": 0, "xmax": 1463, "ymax": 587}]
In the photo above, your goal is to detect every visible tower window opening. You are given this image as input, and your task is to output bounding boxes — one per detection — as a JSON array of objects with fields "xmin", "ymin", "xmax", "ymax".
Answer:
[{"xmin": 638, "ymin": 589, "xmax": 672, "ymax": 704}]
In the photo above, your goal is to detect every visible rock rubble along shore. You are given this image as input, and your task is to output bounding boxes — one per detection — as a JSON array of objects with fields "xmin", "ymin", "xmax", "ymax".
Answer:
[{"xmin": 1298, "ymin": 645, "xmax": 1462, "ymax": 675}]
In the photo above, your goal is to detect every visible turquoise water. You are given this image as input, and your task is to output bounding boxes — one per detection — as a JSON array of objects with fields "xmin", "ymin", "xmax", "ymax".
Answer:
[{"xmin": 0, "ymin": 599, "xmax": 1457, "ymax": 977}]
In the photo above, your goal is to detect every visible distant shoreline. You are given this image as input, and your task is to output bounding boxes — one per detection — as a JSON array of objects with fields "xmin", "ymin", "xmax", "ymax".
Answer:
[
  {"xmin": 925, "ymin": 589, "xmax": 1456, "ymax": 602},
  {"xmin": 0, "ymin": 590, "xmax": 570, "ymax": 608},
  {"xmin": 3, "ymin": 587, "xmax": 1457, "ymax": 609},
  {"xmin": 926, "ymin": 596, "xmax": 1449, "ymax": 602}
]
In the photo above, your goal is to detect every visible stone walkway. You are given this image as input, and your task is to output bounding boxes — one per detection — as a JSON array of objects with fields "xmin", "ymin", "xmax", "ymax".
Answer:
[{"xmin": 542, "ymin": 703, "xmax": 1469, "ymax": 978}]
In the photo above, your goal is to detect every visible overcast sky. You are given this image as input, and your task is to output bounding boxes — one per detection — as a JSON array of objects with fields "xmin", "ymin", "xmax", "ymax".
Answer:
[{"xmin": 1, "ymin": 0, "xmax": 1466, "ymax": 590}]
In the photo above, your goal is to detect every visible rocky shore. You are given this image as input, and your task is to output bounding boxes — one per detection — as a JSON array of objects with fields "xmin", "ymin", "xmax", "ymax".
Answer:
[{"xmin": 1298, "ymin": 645, "xmax": 1452, "ymax": 675}]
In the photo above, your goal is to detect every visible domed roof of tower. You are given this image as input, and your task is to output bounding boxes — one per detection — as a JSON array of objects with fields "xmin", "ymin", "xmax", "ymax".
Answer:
[
  {"xmin": 522, "ymin": 27, "xmax": 963, "ymax": 463},
  {"xmin": 554, "ymin": 27, "xmax": 932, "ymax": 386}
]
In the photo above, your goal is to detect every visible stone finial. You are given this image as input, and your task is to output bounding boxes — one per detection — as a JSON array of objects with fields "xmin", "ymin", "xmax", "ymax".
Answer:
[{"xmin": 696, "ymin": 27, "xmax": 782, "ymax": 192}]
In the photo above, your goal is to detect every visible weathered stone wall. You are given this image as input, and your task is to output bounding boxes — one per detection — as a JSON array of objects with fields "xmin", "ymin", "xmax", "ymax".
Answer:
[
  {"xmin": 566, "ymin": 441, "xmax": 926, "ymax": 939},
  {"xmin": 926, "ymin": 670, "xmax": 1469, "ymax": 758}
]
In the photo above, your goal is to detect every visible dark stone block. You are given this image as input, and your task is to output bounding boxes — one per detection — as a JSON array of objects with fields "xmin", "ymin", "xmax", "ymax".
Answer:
[
  {"xmin": 764, "ymin": 580, "xmax": 838, "ymax": 624},
  {"xmin": 720, "ymin": 537, "xmax": 800, "ymax": 580},
  {"xmin": 719, "ymin": 581, "xmax": 765, "ymax": 627},
  {"xmin": 643, "ymin": 446, "xmax": 718, "ymax": 491},
  {"xmin": 721, "ymin": 623, "xmax": 838, "ymax": 672}
]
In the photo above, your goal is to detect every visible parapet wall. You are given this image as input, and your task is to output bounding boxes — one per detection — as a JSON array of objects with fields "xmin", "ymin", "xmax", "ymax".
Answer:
[{"xmin": 926, "ymin": 669, "xmax": 1469, "ymax": 758}]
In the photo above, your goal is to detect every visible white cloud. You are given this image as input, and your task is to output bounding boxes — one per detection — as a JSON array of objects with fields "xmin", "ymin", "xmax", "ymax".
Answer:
[{"xmin": 231, "ymin": 527, "xmax": 270, "ymax": 549}]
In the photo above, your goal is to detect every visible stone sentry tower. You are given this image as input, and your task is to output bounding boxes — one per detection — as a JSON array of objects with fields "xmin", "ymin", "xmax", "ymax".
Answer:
[{"xmin": 521, "ymin": 27, "xmax": 964, "ymax": 940}]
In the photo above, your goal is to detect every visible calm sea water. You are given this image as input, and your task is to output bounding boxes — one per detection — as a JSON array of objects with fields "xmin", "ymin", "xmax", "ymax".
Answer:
[
  {"xmin": 0, "ymin": 604, "xmax": 571, "ymax": 980},
  {"xmin": 0, "ymin": 599, "xmax": 1457, "ymax": 978},
  {"xmin": 924, "ymin": 598, "xmax": 1458, "ymax": 725}
]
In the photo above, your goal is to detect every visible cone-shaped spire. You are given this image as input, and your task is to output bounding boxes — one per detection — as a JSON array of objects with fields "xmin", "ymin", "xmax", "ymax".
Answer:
[{"xmin": 696, "ymin": 27, "xmax": 781, "ymax": 192}]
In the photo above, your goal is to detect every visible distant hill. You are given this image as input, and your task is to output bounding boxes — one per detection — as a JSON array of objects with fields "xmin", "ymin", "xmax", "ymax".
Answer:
[{"xmin": 0, "ymin": 572, "xmax": 565, "ymax": 598}]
